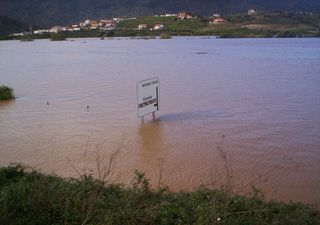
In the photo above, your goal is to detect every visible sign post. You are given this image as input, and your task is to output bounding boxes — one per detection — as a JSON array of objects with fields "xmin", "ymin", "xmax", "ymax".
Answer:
[{"xmin": 137, "ymin": 77, "xmax": 159, "ymax": 120}]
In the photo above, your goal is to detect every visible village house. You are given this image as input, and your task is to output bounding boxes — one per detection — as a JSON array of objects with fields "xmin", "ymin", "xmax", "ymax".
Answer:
[
  {"xmin": 153, "ymin": 24, "xmax": 164, "ymax": 30},
  {"xmin": 71, "ymin": 25, "xmax": 81, "ymax": 31},
  {"xmin": 209, "ymin": 17, "xmax": 227, "ymax": 24},
  {"xmin": 84, "ymin": 19, "xmax": 92, "ymax": 26},
  {"xmin": 177, "ymin": 12, "xmax": 193, "ymax": 19},
  {"xmin": 34, "ymin": 29, "xmax": 50, "ymax": 34},
  {"xmin": 89, "ymin": 20, "xmax": 99, "ymax": 29},
  {"xmin": 11, "ymin": 32, "xmax": 25, "ymax": 37},
  {"xmin": 100, "ymin": 20, "xmax": 117, "ymax": 30},
  {"xmin": 138, "ymin": 24, "xmax": 148, "ymax": 30},
  {"xmin": 80, "ymin": 19, "xmax": 93, "ymax": 28},
  {"xmin": 64, "ymin": 25, "xmax": 81, "ymax": 32},
  {"xmin": 65, "ymin": 26, "xmax": 74, "ymax": 32},
  {"xmin": 248, "ymin": 9, "xmax": 257, "ymax": 16},
  {"xmin": 159, "ymin": 13, "xmax": 177, "ymax": 17},
  {"xmin": 50, "ymin": 26, "xmax": 65, "ymax": 33},
  {"xmin": 79, "ymin": 18, "xmax": 118, "ymax": 30}
]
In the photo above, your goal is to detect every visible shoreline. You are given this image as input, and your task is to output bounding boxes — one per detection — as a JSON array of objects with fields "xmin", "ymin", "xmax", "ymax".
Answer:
[{"xmin": 1, "ymin": 34, "xmax": 320, "ymax": 42}]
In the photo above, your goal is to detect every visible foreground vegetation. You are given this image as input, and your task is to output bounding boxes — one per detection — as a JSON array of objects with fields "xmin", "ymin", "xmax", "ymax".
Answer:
[
  {"xmin": 0, "ymin": 86, "xmax": 15, "ymax": 100},
  {"xmin": 0, "ymin": 164, "xmax": 319, "ymax": 225}
]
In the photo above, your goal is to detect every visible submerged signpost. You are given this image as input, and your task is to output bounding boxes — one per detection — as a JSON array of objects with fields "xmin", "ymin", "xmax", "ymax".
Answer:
[{"xmin": 137, "ymin": 77, "xmax": 159, "ymax": 121}]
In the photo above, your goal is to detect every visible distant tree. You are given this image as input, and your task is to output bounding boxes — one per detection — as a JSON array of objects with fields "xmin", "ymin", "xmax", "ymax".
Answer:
[
  {"xmin": 0, "ymin": 86, "xmax": 15, "ymax": 100},
  {"xmin": 50, "ymin": 32, "xmax": 66, "ymax": 41}
]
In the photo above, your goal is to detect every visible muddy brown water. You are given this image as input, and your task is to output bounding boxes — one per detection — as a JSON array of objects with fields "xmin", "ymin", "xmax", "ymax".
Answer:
[{"xmin": 1, "ymin": 37, "xmax": 319, "ymax": 204}]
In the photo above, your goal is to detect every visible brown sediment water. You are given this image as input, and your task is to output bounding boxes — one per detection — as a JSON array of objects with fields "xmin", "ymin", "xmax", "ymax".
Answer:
[{"xmin": 0, "ymin": 37, "xmax": 319, "ymax": 204}]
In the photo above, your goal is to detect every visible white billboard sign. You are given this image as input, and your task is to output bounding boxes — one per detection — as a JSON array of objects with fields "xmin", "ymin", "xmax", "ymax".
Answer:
[{"xmin": 137, "ymin": 77, "xmax": 159, "ymax": 118}]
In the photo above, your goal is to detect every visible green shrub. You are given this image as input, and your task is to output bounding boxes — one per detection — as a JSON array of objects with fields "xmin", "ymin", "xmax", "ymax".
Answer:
[
  {"xmin": 50, "ymin": 33, "xmax": 66, "ymax": 41},
  {"xmin": 0, "ymin": 85, "xmax": 15, "ymax": 100},
  {"xmin": 20, "ymin": 36, "xmax": 34, "ymax": 42},
  {"xmin": 159, "ymin": 33, "xmax": 172, "ymax": 39}
]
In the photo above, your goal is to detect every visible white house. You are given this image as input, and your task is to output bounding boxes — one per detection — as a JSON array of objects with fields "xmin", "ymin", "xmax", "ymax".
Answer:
[
  {"xmin": 160, "ymin": 13, "xmax": 177, "ymax": 17},
  {"xmin": 11, "ymin": 32, "xmax": 24, "ymax": 37},
  {"xmin": 100, "ymin": 20, "xmax": 117, "ymax": 29},
  {"xmin": 248, "ymin": 9, "xmax": 256, "ymax": 16},
  {"xmin": 34, "ymin": 29, "xmax": 50, "ymax": 34},
  {"xmin": 50, "ymin": 26, "xmax": 65, "ymax": 33},
  {"xmin": 177, "ymin": 12, "xmax": 193, "ymax": 19},
  {"xmin": 71, "ymin": 25, "xmax": 81, "ymax": 31},
  {"xmin": 153, "ymin": 24, "xmax": 164, "ymax": 30},
  {"xmin": 138, "ymin": 24, "xmax": 148, "ymax": 30},
  {"xmin": 84, "ymin": 19, "xmax": 92, "ymax": 25},
  {"xmin": 209, "ymin": 17, "xmax": 227, "ymax": 24}
]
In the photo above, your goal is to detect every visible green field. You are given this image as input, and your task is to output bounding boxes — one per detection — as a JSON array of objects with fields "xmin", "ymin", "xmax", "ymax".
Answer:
[{"xmin": 115, "ymin": 12, "xmax": 320, "ymax": 38}]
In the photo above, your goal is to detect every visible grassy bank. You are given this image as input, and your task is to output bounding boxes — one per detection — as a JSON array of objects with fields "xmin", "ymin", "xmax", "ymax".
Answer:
[
  {"xmin": 0, "ymin": 164, "xmax": 319, "ymax": 225},
  {"xmin": 0, "ymin": 85, "xmax": 15, "ymax": 100}
]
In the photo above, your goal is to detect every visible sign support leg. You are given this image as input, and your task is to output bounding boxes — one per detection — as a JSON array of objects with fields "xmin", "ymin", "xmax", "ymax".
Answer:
[{"xmin": 152, "ymin": 111, "xmax": 156, "ymax": 121}]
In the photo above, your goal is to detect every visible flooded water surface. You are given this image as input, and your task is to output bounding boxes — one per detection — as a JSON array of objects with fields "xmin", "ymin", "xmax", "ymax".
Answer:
[{"xmin": 0, "ymin": 37, "xmax": 319, "ymax": 204}]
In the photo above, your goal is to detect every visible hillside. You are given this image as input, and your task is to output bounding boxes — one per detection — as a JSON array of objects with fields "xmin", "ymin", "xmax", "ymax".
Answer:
[
  {"xmin": 0, "ymin": 15, "xmax": 29, "ymax": 37},
  {"xmin": 1, "ymin": 0, "xmax": 320, "ymax": 26}
]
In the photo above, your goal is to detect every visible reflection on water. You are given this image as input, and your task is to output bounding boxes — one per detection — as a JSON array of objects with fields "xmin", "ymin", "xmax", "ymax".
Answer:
[
  {"xmin": 139, "ymin": 119, "xmax": 164, "ymax": 153},
  {"xmin": 138, "ymin": 118, "xmax": 165, "ymax": 173},
  {"xmin": 0, "ymin": 37, "xmax": 320, "ymax": 204},
  {"xmin": 0, "ymin": 100, "xmax": 15, "ymax": 109},
  {"xmin": 157, "ymin": 109, "xmax": 225, "ymax": 122}
]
